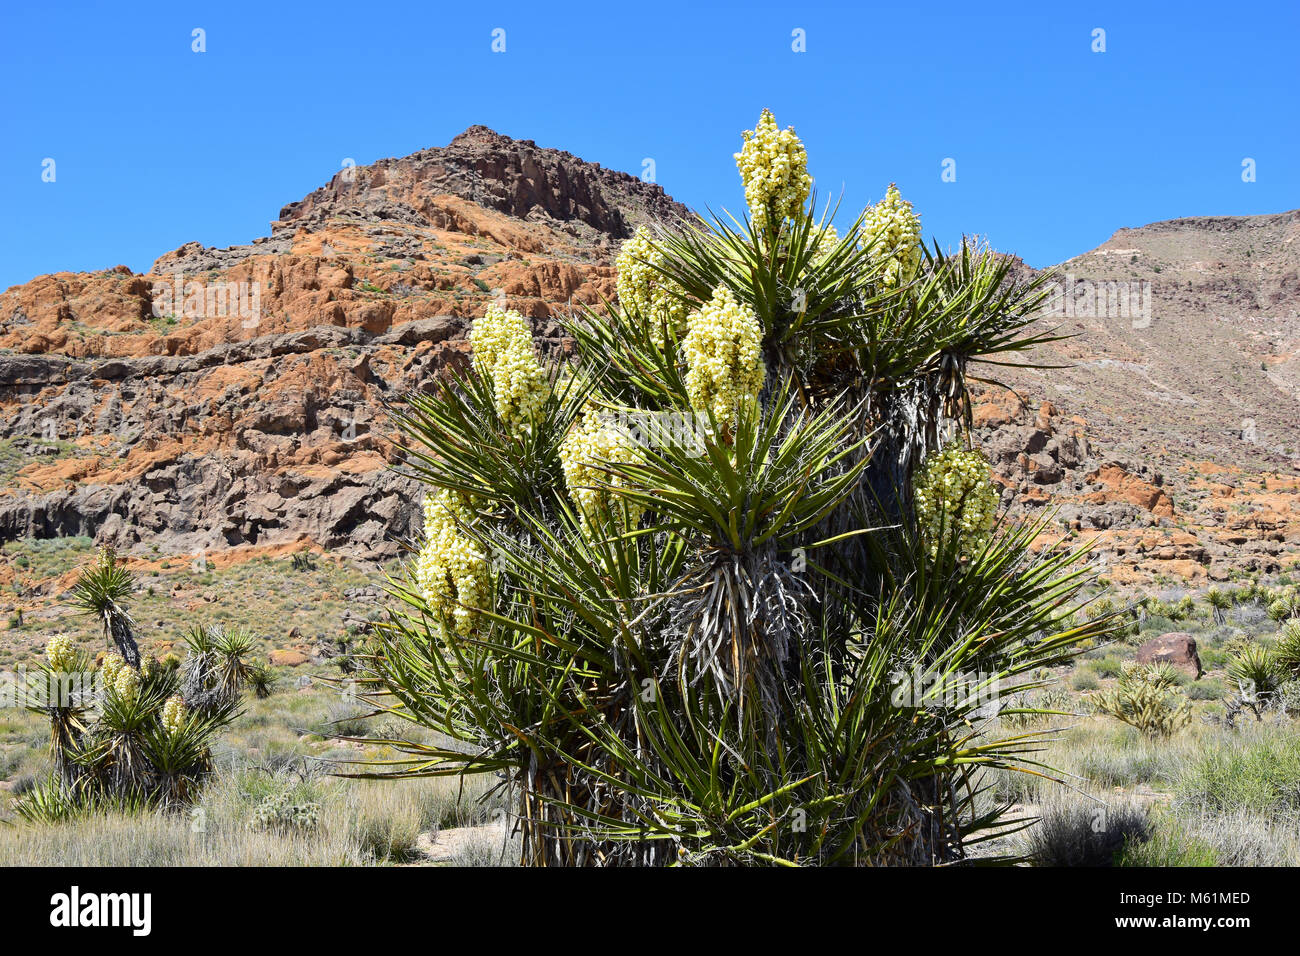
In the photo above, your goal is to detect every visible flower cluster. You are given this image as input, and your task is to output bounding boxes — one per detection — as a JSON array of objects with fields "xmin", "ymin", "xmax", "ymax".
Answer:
[
  {"xmin": 682, "ymin": 286, "xmax": 766, "ymax": 422},
  {"xmin": 735, "ymin": 109, "xmax": 812, "ymax": 232},
  {"xmin": 913, "ymin": 445, "xmax": 999, "ymax": 559},
  {"xmin": 615, "ymin": 226, "xmax": 689, "ymax": 348},
  {"xmin": 806, "ymin": 222, "xmax": 842, "ymax": 269},
  {"xmin": 415, "ymin": 489, "xmax": 491, "ymax": 639},
  {"xmin": 469, "ymin": 304, "xmax": 549, "ymax": 433},
  {"xmin": 100, "ymin": 652, "xmax": 126, "ymax": 688},
  {"xmin": 162, "ymin": 694, "xmax": 186, "ymax": 736},
  {"xmin": 46, "ymin": 635, "xmax": 76, "ymax": 671},
  {"xmin": 559, "ymin": 404, "xmax": 645, "ymax": 537},
  {"xmin": 113, "ymin": 664, "xmax": 141, "ymax": 703},
  {"xmin": 863, "ymin": 184, "xmax": 922, "ymax": 286}
]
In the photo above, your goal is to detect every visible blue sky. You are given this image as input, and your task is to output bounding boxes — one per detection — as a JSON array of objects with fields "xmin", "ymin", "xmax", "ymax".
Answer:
[{"xmin": 2, "ymin": 1, "xmax": 1296, "ymax": 290}]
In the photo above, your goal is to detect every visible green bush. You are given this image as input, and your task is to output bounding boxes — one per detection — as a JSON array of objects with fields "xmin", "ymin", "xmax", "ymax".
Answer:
[
  {"xmin": 1071, "ymin": 670, "xmax": 1100, "ymax": 692},
  {"xmin": 1119, "ymin": 817, "xmax": 1218, "ymax": 867},
  {"xmin": 1175, "ymin": 735, "xmax": 1300, "ymax": 816}
]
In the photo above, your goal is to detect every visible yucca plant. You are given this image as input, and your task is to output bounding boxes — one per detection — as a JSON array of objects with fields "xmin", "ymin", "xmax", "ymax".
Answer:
[
  {"xmin": 1273, "ymin": 620, "xmax": 1300, "ymax": 679},
  {"xmin": 1205, "ymin": 586, "xmax": 1232, "ymax": 625},
  {"xmin": 141, "ymin": 694, "xmax": 239, "ymax": 809},
  {"xmin": 246, "ymin": 661, "xmax": 278, "ymax": 698},
  {"xmin": 21, "ymin": 555, "xmax": 242, "ymax": 821},
  {"xmin": 71, "ymin": 547, "xmax": 141, "ymax": 668},
  {"xmin": 355, "ymin": 109, "xmax": 1119, "ymax": 865},
  {"xmin": 1227, "ymin": 643, "xmax": 1282, "ymax": 719},
  {"xmin": 181, "ymin": 623, "xmax": 249, "ymax": 713},
  {"xmin": 212, "ymin": 625, "xmax": 257, "ymax": 695},
  {"xmin": 1268, "ymin": 591, "xmax": 1300, "ymax": 623},
  {"xmin": 24, "ymin": 635, "xmax": 95, "ymax": 790}
]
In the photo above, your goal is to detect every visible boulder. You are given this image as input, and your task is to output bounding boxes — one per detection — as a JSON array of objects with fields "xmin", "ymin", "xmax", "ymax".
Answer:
[
  {"xmin": 269, "ymin": 649, "xmax": 311, "ymax": 667},
  {"xmin": 1136, "ymin": 632, "xmax": 1202, "ymax": 679}
]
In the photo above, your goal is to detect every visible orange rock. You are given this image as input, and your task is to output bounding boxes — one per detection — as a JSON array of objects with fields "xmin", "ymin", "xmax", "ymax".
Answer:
[{"xmin": 269, "ymin": 649, "xmax": 311, "ymax": 667}]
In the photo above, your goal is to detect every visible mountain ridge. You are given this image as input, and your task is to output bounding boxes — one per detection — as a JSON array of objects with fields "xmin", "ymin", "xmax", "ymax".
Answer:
[{"xmin": 1, "ymin": 126, "xmax": 1296, "ymax": 594}]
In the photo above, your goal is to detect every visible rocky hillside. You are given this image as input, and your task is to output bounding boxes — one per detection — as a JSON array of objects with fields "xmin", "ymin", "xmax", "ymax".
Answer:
[
  {"xmin": 0, "ymin": 128, "xmax": 1296, "ymax": 590},
  {"xmin": 972, "ymin": 209, "xmax": 1300, "ymax": 584},
  {"xmin": 0, "ymin": 127, "xmax": 687, "ymax": 562}
]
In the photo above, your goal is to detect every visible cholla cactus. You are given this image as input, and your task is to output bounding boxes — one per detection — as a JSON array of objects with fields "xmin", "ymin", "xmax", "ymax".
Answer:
[
  {"xmin": 1092, "ymin": 663, "xmax": 1192, "ymax": 737},
  {"xmin": 469, "ymin": 304, "xmax": 549, "ymax": 433},
  {"xmin": 682, "ymin": 286, "xmax": 766, "ymax": 422},
  {"xmin": 913, "ymin": 445, "xmax": 999, "ymax": 558},
  {"xmin": 615, "ymin": 226, "xmax": 689, "ymax": 347},
  {"xmin": 161, "ymin": 694, "xmax": 186, "ymax": 736},
  {"xmin": 249, "ymin": 791, "xmax": 321, "ymax": 833},
  {"xmin": 863, "ymin": 184, "xmax": 922, "ymax": 286},
  {"xmin": 45, "ymin": 635, "xmax": 76, "ymax": 672},
  {"xmin": 559, "ymin": 404, "xmax": 646, "ymax": 536},
  {"xmin": 415, "ymin": 490, "xmax": 491, "ymax": 639},
  {"xmin": 734, "ymin": 109, "xmax": 812, "ymax": 232}
]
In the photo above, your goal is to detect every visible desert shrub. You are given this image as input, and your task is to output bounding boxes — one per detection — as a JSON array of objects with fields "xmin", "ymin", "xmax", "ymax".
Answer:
[
  {"xmin": 1025, "ymin": 795, "xmax": 1151, "ymax": 867},
  {"xmin": 443, "ymin": 829, "xmax": 519, "ymax": 867},
  {"xmin": 1075, "ymin": 745, "xmax": 1169, "ymax": 789},
  {"xmin": 315, "ymin": 702, "xmax": 371, "ymax": 739},
  {"xmin": 1091, "ymin": 663, "xmax": 1191, "ymax": 738},
  {"xmin": 1088, "ymin": 655, "xmax": 1125, "ymax": 679},
  {"xmin": 1118, "ymin": 816, "xmax": 1218, "ymax": 866},
  {"xmin": 346, "ymin": 783, "xmax": 425, "ymax": 862},
  {"xmin": 361, "ymin": 110, "xmax": 1118, "ymax": 866},
  {"xmin": 1071, "ymin": 670, "xmax": 1100, "ymax": 692},
  {"xmin": 1175, "ymin": 734, "xmax": 1300, "ymax": 816},
  {"xmin": 1185, "ymin": 678, "xmax": 1225, "ymax": 701},
  {"xmin": 1182, "ymin": 810, "xmax": 1300, "ymax": 866},
  {"xmin": 1230, "ymin": 602, "xmax": 1269, "ymax": 627}
]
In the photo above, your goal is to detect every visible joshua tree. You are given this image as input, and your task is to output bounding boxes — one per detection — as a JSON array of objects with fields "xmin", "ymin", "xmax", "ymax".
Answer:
[{"xmin": 361, "ymin": 110, "xmax": 1118, "ymax": 865}]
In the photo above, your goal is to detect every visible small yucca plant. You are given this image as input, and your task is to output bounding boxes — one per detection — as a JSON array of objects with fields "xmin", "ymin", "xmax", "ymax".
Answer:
[
  {"xmin": 1273, "ymin": 620, "xmax": 1300, "ymax": 679},
  {"xmin": 357, "ymin": 110, "xmax": 1118, "ymax": 865},
  {"xmin": 1205, "ymin": 586, "xmax": 1232, "ymax": 625},
  {"xmin": 1227, "ymin": 644, "xmax": 1282, "ymax": 719},
  {"xmin": 71, "ymin": 547, "xmax": 141, "ymax": 668},
  {"xmin": 20, "ymin": 553, "xmax": 241, "ymax": 822},
  {"xmin": 1268, "ymin": 591, "xmax": 1300, "ymax": 623}
]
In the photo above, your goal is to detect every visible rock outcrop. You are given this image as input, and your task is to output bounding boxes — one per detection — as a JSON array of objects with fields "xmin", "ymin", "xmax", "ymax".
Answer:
[
  {"xmin": 1136, "ymin": 632, "xmax": 1203, "ymax": 679},
  {"xmin": 0, "ymin": 128, "xmax": 1297, "ymax": 586},
  {"xmin": 0, "ymin": 128, "xmax": 687, "ymax": 561}
]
